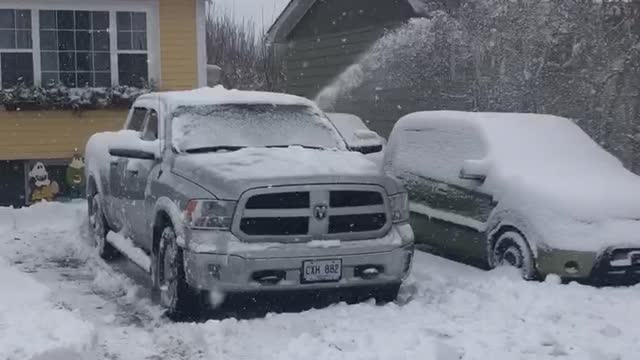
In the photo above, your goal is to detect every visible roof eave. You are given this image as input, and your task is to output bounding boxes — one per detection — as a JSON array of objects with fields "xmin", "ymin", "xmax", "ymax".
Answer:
[{"xmin": 265, "ymin": 0, "xmax": 317, "ymax": 43}]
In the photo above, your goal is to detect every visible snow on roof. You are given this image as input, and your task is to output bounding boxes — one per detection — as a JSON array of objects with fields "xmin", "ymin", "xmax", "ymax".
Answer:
[
  {"xmin": 138, "ymin": 86, "xmax": 317, "ymax": 111},
  {"xmin": 388, "ymin": 111, "xmax": 640, "ymax": 225}
]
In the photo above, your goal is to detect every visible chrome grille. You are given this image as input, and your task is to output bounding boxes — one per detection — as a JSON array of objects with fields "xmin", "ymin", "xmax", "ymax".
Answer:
[{"xmin": 233, "ymin": 185, "xmax": 390, "ymax": 242}]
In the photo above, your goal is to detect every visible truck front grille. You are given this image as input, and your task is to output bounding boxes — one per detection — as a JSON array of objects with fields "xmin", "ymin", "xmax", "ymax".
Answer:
[
  {"xmin": 240, "ymin": 217, "xmax": 309, "ymax": 236},
  {"xmin": 245, "ymin": 192, "xmax": 309, "ymax": 209},
  {"xmin": 329, "ymin": 214, "xmax": 386, "ymax": 233},
  {"xmin": 330, "ymin": 190, "xmax": 383, "ymax": 207},
  {"xmin": 234, "ymin": 185, "xmax": 390, "ymax": 242}
]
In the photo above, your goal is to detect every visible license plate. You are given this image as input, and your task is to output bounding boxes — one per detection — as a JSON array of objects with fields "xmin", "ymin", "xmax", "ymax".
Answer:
[{"xmin": 302, "ymin": 259, "xmax": 342, "ymax": 283}]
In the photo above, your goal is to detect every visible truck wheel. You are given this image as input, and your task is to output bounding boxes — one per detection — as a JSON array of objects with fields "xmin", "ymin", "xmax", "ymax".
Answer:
[
  {"xmin": 373, "ymin": 283, "xmax": 401, "ymax": 304},
  {"xmin": 88, "ymin": 193, "xmax": 119, "ymax": 260},
  {"xmin": 157, "ymin": 225, "xmax": 204, "ymax": 318},
  {"xmin": 490, "ymin": 230, "xmax": 536, "ymax": 280}
]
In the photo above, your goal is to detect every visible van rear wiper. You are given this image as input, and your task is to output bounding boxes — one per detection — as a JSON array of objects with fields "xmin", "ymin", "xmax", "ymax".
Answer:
[{"xmin": 184, "ymin": 146, "xmax": 245, "ymax": 154}]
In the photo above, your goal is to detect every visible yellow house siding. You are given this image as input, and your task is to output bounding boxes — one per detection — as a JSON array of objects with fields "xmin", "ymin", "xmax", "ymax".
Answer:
[
  {"xmin": 159, "ymin": 0, "xmax": 199, "ymax": 90},
  {"xmin": 0, "ymin": 110, "xmax": 125, "ymax": 161}
]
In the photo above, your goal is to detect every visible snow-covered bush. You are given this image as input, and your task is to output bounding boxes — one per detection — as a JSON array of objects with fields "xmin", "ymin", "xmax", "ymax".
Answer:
[{"xmin": 0, "ymin": 81, "xmax": 154, "ymax": 111}]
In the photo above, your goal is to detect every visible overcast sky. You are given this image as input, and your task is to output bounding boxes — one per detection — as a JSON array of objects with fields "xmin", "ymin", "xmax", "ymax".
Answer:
[{"xmin": 213, "ymin": 0, "xmax": 290, "ymax": 34}]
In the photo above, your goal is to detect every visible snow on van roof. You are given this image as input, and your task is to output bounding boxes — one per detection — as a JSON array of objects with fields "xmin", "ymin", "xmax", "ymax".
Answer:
[
  {"xmin": 137, "ymin": 86, "xmax": 317, "ymax": 110},
  {"xmin": 388, "ymin": 111, "xmax": 640, "ymax": 227},
  {"xmin": 394, "ymin": 111, "xmax": 623, "ymax": 177}
]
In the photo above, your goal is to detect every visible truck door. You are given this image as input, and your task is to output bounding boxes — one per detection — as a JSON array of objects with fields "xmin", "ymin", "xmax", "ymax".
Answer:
[
  {"xmin": 107, "ymin": 107, "xmax": 148, "ymax": 232},
  {"xmin": 123, "ymin": 108, "xmax": 160, "ymax": 250}
]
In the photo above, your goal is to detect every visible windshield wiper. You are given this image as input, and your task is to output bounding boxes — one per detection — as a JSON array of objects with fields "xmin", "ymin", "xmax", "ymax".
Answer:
[
  {"xmin": 184, "ymin": 146, "xmax": 245, "ymax": 154},
  {"xmin": 266, "ymin": 144, "xmax": 325, "ymax": 150}
]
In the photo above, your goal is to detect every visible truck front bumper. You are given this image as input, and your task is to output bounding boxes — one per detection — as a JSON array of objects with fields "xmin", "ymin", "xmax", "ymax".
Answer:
[{"xmin": 182, "ymin": 224, "xmax": 414, "ymax": 293}]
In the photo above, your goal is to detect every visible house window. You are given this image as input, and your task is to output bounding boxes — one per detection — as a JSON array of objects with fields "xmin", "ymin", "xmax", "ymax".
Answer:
[
  {"xmin": 117, "ymin": 12, "xmax": 148, "ymax": 87},
  {"xmin": 0, "ymin": 9, "xmax": 34, "ymax": 87},
  {"xmin": 39, "ymin": 10, "xmax": 111, "ymax": 87}
]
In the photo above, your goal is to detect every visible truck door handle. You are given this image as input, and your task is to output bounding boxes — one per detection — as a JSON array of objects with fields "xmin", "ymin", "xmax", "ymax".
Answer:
[
  {"xmin": 128, "ymin": 169, "xmax": 139, "ymax": 176},
  {"xmin": 110, "ymin": 161, "xmax": 118, "ymax": 167}
]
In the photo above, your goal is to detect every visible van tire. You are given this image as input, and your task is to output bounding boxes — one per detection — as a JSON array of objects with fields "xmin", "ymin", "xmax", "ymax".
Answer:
[{"xmin": 490, "ymin": 230, "xmax": 536, "ymax": 280}]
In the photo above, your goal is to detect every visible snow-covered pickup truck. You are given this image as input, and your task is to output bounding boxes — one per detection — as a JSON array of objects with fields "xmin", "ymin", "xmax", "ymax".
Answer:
[{"xmin": 85, "ymin": 87, "xmax": 414, "ymax": 315}]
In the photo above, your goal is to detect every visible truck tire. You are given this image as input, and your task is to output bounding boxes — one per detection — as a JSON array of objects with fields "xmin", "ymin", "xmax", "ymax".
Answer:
[
  {"xmin": 373, "ymin": 283, "xmax": 401, "ymax": 304},
  {"xmin": 157, "ymin": 225, "xmax": 205, "ymax": 318},
  {"xmin": 490, "ymin": 230, "xmax": 536, "ymax": 280},
  {"xmin": 88, "ymin": 193, "xmax": 119, "ymax": 260}
]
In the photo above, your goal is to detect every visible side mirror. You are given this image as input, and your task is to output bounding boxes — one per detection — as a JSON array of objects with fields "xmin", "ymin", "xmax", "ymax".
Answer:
[
  {"xmin": 459, "ymin": 159, "xmax": 488, "ymax": 182},
  {"xmin": 109, "ymin": 131, "xmax": 160, "ymax": 160},
  {"xmin": 109, "ymin": 147, "xmax": 156, "ymax": 160},
  {"xmin": 353, "ymin": 129, "xmax": 379, "ymax": 140}
]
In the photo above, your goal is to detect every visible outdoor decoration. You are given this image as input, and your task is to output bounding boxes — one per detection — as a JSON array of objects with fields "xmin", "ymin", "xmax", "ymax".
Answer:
[
  {"xmin": 65, "ymin": 150, "xmax": 86, "ymax": 199},
  {"xmin": 28, "ymin": 162, "xmax": 59, "ymax": 203}
]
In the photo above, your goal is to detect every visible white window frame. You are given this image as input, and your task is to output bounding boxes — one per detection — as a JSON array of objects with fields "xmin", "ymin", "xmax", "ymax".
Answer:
[
  {"xmin": 0, "ymin": 9, "xmax": 35, "ymax": 87},
  {"xmin": 114, "ymin": 10, "xmax": 151, "ymax": 87},
  {"xmin": 0, "ymin": 0, "xmax": 160, "ymax": 89}
]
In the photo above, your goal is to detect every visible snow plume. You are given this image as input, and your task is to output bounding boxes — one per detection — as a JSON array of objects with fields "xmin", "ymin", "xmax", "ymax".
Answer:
[
  {"xmin": 407, "ymin": 0, "xmax": 432, "ymax": 16},
  {"xmin": 314, "ymin": 12, "xmax": 459, "ymax": 110},
  {"xmin": 315, "ymin": 64, "xmax": 365, "ymax": 109}
]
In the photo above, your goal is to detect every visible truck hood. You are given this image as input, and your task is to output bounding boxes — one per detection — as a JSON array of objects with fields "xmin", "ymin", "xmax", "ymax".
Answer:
[{"xmin": 172, "ymin": 147, "xmax": 403, "ymax": 199}]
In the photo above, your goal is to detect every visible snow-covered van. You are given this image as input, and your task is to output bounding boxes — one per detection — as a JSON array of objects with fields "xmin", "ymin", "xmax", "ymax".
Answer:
[
  {"xmin": 85, "ymin": 87, "xmax": 414, "ymax": 315},
  {"xmin": 385, "ymin": 111, "xmax": 640, "ymax": 282}
]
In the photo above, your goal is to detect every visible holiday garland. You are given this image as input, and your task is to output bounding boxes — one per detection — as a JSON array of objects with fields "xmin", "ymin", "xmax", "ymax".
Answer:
[{"xmin": 0, "ymin": 81, "xmax": 155, "ymax": 111}]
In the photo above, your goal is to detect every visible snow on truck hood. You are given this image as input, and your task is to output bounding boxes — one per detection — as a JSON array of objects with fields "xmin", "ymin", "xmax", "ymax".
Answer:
[
  {"xmin": 172, "ymin": 147, "xmax": 391, "ymax": 199},
  {"xmin": 392, "ymin": 111, "xmax": 640, "ymax": 222}
]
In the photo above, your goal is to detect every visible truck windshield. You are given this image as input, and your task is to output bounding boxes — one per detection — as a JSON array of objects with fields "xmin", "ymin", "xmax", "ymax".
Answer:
[{"xmin": 172, "ymin": 104, "xmax": 345, "ymax": 153}]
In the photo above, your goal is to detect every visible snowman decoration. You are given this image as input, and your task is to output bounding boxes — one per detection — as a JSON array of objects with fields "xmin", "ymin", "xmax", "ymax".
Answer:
[
  {"xmin": 29, "ymin": 162, "xmax": 59, "ymax": 202},
  {"xmin": 65, "ymin": 150, "xmax": 85, "ymax": 198}
]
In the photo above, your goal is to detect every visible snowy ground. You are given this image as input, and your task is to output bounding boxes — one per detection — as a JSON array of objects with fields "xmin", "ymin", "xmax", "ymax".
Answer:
[{"xmin": 1, "ymin": 202, "xmax": 640, "ymax": 360}]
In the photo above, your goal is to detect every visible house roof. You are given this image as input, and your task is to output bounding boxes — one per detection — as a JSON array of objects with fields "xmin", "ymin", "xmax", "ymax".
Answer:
[{"xmin": 265, "ymin": 0, "xmax": 316, "ymax": 43}]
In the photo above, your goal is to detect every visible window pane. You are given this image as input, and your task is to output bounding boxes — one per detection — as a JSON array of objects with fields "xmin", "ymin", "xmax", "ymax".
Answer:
[
  {"xmin": 76, "ymin": 30, "xmax": 91, "ymax": 51},
  {"xmin": 0, "ymin": 29, "xmax": 15, "ymax": 48},
  {"xmin": 142, "ymin": 109, "xmax": 158, "ymax": 141},
  {"xmin": 41, "ymin": 51, "xmax": 58, "ymax": 71},
  {"xmin": 92, "ymin": 12, "xmax": 109, "ymax": 30},
  {"xmin": 41, "ymin": 71, "xmax": 59, "ymax": 86},
  {"xmin": 16, "ymin": 30, "xmax": 31, "ymax": 49},
  {"xmin": 118, "ymin": 54, "xmax": 148, "ymax": 87},
  {"xmin": 39, "ymin": 11, "xmax": 56, "ymax": 30},
  {"xmin": 94, "ymin": 31, "xmax": 109, "ymax": 51},
  {"xmin": 76, "ymin": 52, "xmax": 92, "ymax": 71},
  {"xmin": 132, "ymin": 31, "xmax": 147, "ymax": 50},
  {"xmin": 16, "ymin": 10, "xmax": 31, "ymax": 29},
  {"xmin": 75, "ymin": 11, "xmax": 90, "ymax": 30},
  {"xmin": 57, "ymin": 30, "xmax": 74, "ymax": 50},
  {"xmin": 58, "ymin": 52, "xmax": 75, "ymax": 71},
  {"xmin": 128, "ymin": 108, "xmax": 147, "ymax": 131},
  {"xmin": 94, "ymin": 52, "xmax": 110, "ymax": 71},
  {"xmin": 77, "ymin": 72, "xmax": 92, "ymax": 86},
  {"xmin": 40, "ymin": 30, "xmax": 56, "ymax": 50},
  {"xmin": 117, "ymin": 12, "xmax": 131, "ymax": 31},
  {"xmin": 60, "ymin": 72, "xmax": 76, "ymax": 87},
  {"xmin": 132, "ymin": 13, "xmax": 146, "ymax": 31},
  {"xmin": 117, "ymin": 31, "xmax": 131, "ymax": 50},
  {"xmin": 94, "ymin": 72, "xmax": 111, "ymax": 87},
  {"xmin": 57, "ymin": 10, "xmax": 74, "ymax": 30},
  {"xmin": 0, "ymin": 10, "xmax": 15, "ymax": 29},
  {"xmin": 1, "ymin": 53, "xmax": 34, "ymax": 87}
]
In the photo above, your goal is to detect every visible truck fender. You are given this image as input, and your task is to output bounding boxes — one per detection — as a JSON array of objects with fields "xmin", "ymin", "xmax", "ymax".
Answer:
[{"xmin": 153, "ymin": 197, "xmax": 187, "ymax": 247}]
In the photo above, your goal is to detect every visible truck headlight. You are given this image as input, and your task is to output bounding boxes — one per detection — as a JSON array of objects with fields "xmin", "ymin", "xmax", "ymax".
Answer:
[
  {"xmin": 389, "ymin": 193, "xmax": 409, "ymax": 223},
  {"xmin": 184, "ymin": 199, "xmax": 236, "ymax": 230}
]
